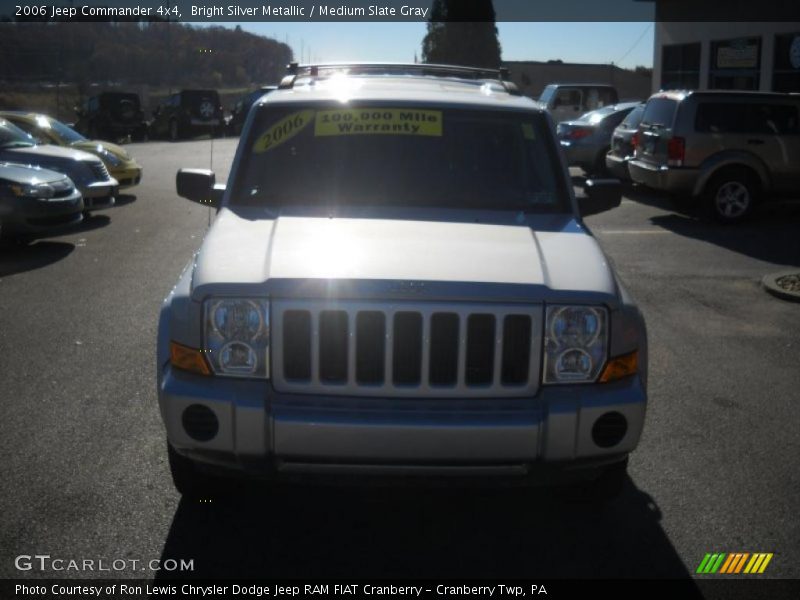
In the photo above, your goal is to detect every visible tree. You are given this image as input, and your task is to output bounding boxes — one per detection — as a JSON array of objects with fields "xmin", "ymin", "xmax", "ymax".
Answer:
[{"xmin": 421, "ymin": 0, "xmax": 502, "ymax": 68}]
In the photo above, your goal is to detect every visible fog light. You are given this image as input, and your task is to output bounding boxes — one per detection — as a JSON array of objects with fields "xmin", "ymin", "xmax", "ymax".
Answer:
[
  {"xmin": 182, "ymin": 404, "xmax": 219, "ymax": 442},
  {"xmin": 592, "ymin": 412, "xmax": 628, "ymax": 448}
]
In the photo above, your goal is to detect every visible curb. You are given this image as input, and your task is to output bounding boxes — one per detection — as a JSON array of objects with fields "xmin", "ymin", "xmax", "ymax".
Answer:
[{"xmin": 762, "ymin": 271, "xmax": 800, "ymax": 303}]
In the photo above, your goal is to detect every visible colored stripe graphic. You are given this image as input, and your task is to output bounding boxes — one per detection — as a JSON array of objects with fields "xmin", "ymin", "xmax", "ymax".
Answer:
[
  {"xmin": 719, "ymin": 554, "xmax": 735, "ymax": 573},
  {"xmin": 699, "ymin": 553, "xmax": 774, "ymax": 575}
]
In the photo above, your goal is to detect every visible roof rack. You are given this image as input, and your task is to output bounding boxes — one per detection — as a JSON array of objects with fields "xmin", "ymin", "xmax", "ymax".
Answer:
[{"xmin": 278, "ymin": 62, "xmax": 520, "ymax": 95}]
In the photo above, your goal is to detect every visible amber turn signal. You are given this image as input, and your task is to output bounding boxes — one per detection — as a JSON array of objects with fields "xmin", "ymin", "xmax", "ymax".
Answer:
[
  {"xmin": 170, "ymin": 341, "xmax": 211, "ymax": 376},
  {"xmin": 598, "ymin": 350, "xmax": 638, "ymax": 383}
]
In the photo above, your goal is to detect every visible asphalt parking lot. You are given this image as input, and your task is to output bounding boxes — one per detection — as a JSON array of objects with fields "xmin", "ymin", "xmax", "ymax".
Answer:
[{"xmin": 0, "ymin": 137, "xmax": 798, "ymax": 581}]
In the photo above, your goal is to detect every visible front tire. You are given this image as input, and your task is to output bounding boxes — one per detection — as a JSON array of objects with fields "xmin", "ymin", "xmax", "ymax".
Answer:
[{"xmin": 704, "ymin": 170, "xmax": 759, "ymax": 223}]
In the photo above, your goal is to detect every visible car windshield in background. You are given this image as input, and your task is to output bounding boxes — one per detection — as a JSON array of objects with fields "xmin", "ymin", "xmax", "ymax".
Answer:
[
  {"xmin": 101, "ymin": 93, "xmax": 140, "ymax": 109},
  {"xmin": 641, "ymin": 98, "xmax": 678, "ymax": 128},
  {"xmin": 0, "ymin": 120, "xmax": 35, "ymax": 148},
  {"xmin": 37, "ymin": 116, "xmax": 86, "ymax": 144},
  {"xmin": 577, "ymin": 105, "xmax": 618, "ymax": 124},
  {"xmin": 538, "ymin": 86, "xmax": 555, "ymax": 105},
  {"xmin": 183, "ymin": 90, "xmax": 219, "ymax": 103},
  {"xmin": 235, "ymin": 106, "xmax": 565, "ymax": 212},
  {"xmin": 621, "ymin": 105, "xmax": 645, "ymax": 129}
]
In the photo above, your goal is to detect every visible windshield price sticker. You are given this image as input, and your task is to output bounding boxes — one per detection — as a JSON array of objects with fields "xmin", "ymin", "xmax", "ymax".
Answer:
[
  {"xmin": 315, "ymin": 109, "xmax": 442, "ymax": 137},
  {"xmin": 252, "ymin": 110, "xmax": 315, "ymax": 153},
  {"xmin": 522, "ymin": 123, "xmax": 536, "ymax": 140}
]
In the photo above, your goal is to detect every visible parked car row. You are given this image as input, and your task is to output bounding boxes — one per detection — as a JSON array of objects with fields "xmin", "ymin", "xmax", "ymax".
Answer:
[
  {"xmin": 0, "ymin": 113, "xmax": 143, "ymax": 242},
  {"xmin": 549, "ymin": 83, "xmax": 800, "ymax": 223},
  {"xmin": 0, "ymin": 162, "xmax": 84, "ymax": 240},
  {"xmin": 73, "ymin": 87, "xmax": 279, "ymax": 144}
]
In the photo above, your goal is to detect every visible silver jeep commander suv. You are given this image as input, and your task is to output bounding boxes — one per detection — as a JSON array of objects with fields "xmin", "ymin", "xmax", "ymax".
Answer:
[{"xmin": 158, "ymin": 64, "xmax": 648, "ymax": 500}]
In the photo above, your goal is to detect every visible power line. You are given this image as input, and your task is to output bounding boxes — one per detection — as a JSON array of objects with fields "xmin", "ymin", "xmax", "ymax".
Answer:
[{"xmin": 615, "ymin": 23, "xmax": 652, "ymax": 67}]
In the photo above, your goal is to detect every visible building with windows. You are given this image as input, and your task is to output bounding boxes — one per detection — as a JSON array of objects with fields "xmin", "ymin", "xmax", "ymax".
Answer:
[{"xmin": 652, "ymin": 22, "xmax": 800, "ymax": 93}]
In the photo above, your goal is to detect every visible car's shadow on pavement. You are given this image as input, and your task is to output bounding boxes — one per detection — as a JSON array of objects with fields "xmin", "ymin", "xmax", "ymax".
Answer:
[
  {"xmin": 72, "ymin": 213, "xmax": 112, "ymax": 234},
  {"xmin": 115, "ymin": 193, "xmax": 137, "ymax": 208},
  {"xmin": 648, "ymin": 204, "xmax": 800, "ymax": 267},
  {"xmin": 0, "ymin": 240, "xmax": 75, "ymax": 277},
  {"xmin": 156, "ymin": 477, "xmax": 698, "ymax": 581}
]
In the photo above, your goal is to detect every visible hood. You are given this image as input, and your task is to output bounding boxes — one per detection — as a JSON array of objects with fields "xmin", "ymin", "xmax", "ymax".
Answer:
[
  {"xmin": 0, "ymin": 143, "xmax": 98, "ymax": 164},
  {"xmin": 0, "ymin": 162, "xmax": 69, "ymax": 185},
  {"xmin": 71, "ymin": 140, "xmax": 130, "ymax": 161},
  {"xmin": 191, "ymin": 210, "xmax": 616, "ymax": 300}
]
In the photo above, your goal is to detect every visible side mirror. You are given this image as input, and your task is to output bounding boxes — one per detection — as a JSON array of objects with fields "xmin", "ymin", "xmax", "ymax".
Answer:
[
  {"xmin": 176, "ymin": 168, "xmax": 223, "ymax": 208},
  {"xmin": 577, "ymin": 178, "xmax": 622, "ymax": 217}
]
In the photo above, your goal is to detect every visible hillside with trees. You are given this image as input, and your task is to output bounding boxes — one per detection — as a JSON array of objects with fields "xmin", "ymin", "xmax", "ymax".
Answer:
[{"xmin": 0, "ymin": 22, "xmax": 292, "ymax": 89}]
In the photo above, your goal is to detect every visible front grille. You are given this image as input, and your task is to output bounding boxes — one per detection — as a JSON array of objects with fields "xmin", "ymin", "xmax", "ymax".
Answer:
[
  {"xmin": 88, "ymin": 161, "xmax": 110, "ymax": 181},
  {"xmin": 52, "ymin": 186, "xmax": 74, "ymax": 198},
  {"xmin": 273, "ymin": 301, "xmax": 542, "ymax": 398}
]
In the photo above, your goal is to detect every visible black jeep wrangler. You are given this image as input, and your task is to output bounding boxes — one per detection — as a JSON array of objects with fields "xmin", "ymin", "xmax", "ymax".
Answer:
[{"xmin": 74, "ymin": 92, "xmax": 148, "ymax": 142}]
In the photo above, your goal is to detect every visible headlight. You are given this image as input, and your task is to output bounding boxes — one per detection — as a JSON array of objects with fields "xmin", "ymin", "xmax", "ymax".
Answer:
[
  {"xmin": 543, "ymin": 305, "xmax": 607, "ymax": 384},
  {"xmin": 97, "ymin": 145, "xmax": 122, "ymax": 167},
  {"xmin": 204, "ymin": 298, "xmax": 269, "ymax": 378},
  {"xmin": 10, "ymin": 183, "xmax": 55, "ymax": 199}
]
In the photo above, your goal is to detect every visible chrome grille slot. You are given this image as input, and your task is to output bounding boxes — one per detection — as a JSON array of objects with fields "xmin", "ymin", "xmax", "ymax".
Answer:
[
  {"xmin": 89, "ymin": 161, "xmax": 110, "ymax": 181},
  {"xmin": 429, "ymin": 313, "xmax": 459, "ymax": 386},
  {"xmin": 355, "ymin": 311, "xmax": 385, "ymax": 384},
  {"xmin": 502, "ymin": 315, "xmax": 533, "ymax": 385},
  {"xmin": 273, "ymin": 301, "xmax": 542, "ymax": 398},
  {"xmin": 466, "ymin": 314, "xmax": 496, "ymax": 386},
  {"xmin": 319, "ymin": 311, "xmax": 348, "ymax": 383},
  {"xmin": 283, "ymin": 310, "xmax": 311, "ymax": 380},
  {"xmin": 392, "ymin": 312, "xmax": 422, "ymax": 385}
]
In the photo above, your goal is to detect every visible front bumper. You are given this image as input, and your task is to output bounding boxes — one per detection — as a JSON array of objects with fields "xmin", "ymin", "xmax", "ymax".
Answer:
[
  {"xmin": 159, "ymin": 365, "xmax": 647, "ymax": 483},
  {"xmin": 190, "ymin": 118, "xmax": 220, "ymax": 127},
  {"xmin": 605, "ymin": 153, "xmax": 631, "ymax": 181},
  {"xmin": 628, "ymin": 159, "xmax": 698, "ymax": 195},
  {"xmin": 1, "ymin": 189, "xmax": 84, "ymax": 234},
  {"xmin": 110, "ymin": 164, "xmax": 143, "ymax": 189},
  {"xmin": 559, "ymin": 140, "xmax": 600, "ymax": 169},
  {"xmin": 80, "ymin": 179, "xmax": 119, "ymax": 210}
]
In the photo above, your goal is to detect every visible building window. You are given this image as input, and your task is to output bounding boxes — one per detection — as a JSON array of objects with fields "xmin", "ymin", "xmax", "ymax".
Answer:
[
  {"xmin": 772, "ymin": 32, "xmax": 800, "ymax": 92},
  {"xmin": 661, "ymin": 43, "xmax": 701, "ymax": 90},
  {"xmin": 709, "ymin": 37, "xmax": 761, "ymax": 90}
]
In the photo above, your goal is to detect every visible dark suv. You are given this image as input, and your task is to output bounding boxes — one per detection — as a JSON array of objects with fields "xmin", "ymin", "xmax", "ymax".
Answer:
[
  {"xmin": 74, "ymin": 92, "xmax": 148, "ymax": 142},
  {"xmin": 629, "ymin": 90, "xmax": 800, "ymax": 222},
  {"xmin": 151, "ymin": 90, "xmax": 224, "ymax": 141}
]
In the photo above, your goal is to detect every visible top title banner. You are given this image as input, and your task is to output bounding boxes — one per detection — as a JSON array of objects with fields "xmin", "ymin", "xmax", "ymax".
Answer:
[{"xmin": 2, "ymin": 0, "xmax": 797, "ymax": 22}]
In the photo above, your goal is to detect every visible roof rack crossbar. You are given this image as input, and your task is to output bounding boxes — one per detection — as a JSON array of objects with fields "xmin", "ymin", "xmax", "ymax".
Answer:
[{"xmin": 280, "ymin": 62, "xmax": 520, "ymax": 94}]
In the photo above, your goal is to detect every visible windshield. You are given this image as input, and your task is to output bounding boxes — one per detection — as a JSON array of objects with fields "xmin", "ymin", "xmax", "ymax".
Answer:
[
  {"xmin": 641, "ymin": 98, "xmax": 678, "ymax": 128},
  {"xmin": 0, "ymin": 120, "xmax": 36, "ymax": 148},
  {"xmin": 35, "ymin": 115, "xmax": 86, "ymax": 144},
  {"xmin": 233, "ymin": 105, "xmax": 566, "ymax": 212},
  {"xmin": 577, "ymin": 105, "xmax": 618, "ymax": 124},
  {"xmin": 100, "ymin": 93, "xmax": 140, "ymax": 108},
  {"xmin": 621, "ymin": 105, "xmax": 645, "ymax": 129},
  {"xmin": 538, "ymin": 86, "xmax": 556, "ymax": 105}
]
